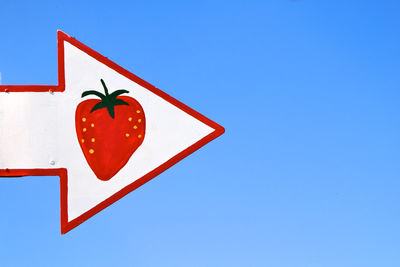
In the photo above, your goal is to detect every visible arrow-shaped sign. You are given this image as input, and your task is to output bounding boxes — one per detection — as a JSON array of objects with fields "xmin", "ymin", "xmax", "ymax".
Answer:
[{"xmin": 0, "ymin": 31, "xmax": 224, "ymax": 234}]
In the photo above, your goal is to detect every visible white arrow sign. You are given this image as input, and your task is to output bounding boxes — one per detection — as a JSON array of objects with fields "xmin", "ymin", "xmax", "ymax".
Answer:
[{"xmin": 0, "ymin": 31, "xmax": 224, "ymax": 233}]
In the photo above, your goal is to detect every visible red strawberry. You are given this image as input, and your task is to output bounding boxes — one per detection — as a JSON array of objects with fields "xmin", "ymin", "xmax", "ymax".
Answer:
[{"xmin": 75, "ymin": 79, "xmax": 146, "ymax": 181}]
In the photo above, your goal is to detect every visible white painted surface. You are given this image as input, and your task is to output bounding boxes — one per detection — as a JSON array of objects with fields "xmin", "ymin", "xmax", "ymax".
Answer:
[
  {"xmin": 0, "ymin": 40, "xmax": 214, "ymax": 222},
  {"xmin": 0, "ymin": 93, "xmax": 61, "ymax": 168}
]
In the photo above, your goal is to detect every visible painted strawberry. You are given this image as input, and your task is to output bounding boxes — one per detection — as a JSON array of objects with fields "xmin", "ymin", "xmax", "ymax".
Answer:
[{"xmin": 75, "ymin": 79, "xmax": 146, "ymax": 181}]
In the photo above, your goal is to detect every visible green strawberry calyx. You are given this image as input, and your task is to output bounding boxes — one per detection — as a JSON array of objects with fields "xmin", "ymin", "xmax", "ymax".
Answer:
[{"xmin": 81, "ymin": 79, "xmax": 129, "ymax": 119}]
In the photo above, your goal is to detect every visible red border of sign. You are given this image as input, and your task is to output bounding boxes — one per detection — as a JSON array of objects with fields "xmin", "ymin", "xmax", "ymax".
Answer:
[{"xmin": 0, "ymin": 31, "xmax": 224, "ymax": 234}]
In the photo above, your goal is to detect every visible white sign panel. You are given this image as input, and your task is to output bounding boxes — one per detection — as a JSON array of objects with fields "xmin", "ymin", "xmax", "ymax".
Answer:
[{"xmin": 0, "ymin": 31, "xmax": 224, "ymax": 233}]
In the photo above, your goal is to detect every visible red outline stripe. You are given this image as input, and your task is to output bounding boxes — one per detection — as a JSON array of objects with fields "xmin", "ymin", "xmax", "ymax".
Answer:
[{"xmin": 0, "ymin": 31, "xmax": 224, "ymax": 234}]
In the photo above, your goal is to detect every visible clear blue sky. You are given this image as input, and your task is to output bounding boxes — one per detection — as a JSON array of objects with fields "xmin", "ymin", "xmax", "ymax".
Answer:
[{"xmin": 1, "ymin": 0, "xmax": 400, "ymax": 266}]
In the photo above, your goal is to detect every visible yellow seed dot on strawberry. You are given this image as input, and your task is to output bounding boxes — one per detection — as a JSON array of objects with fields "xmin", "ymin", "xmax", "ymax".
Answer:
[
  {"xmin": 91, "ymin": 138, "xmax": 95, "ymax": 142},
  {"xmin": 138, "ymin": 134, "xmax": 142, "ymax": 138},
  {"xmin": 133, "ymin": 125, "xmax": 138, "ymax": 129},
  {"xmin": 136, "ymin": 110, "xmax": 140, "ymax": 113},
  {"xmin": 83, "ymin": 128, "xmax": 87, "ymax": 132},
  {"xmin": 128, "ymin": 117, "xmax": 132, "ymax": 121},
  {"xmin": 81, "ymin": 139, "xmax": 85, "ymax": 143},
  {"xmin": 126, "ymin": 133, "xmax": 130, "ymax": 137},
  {"xmin": 138, "ymin": 119, "xmax": 142, "ymax": 123},
  {"xmin": 89, "ymin": 149, "xmax": 94, "ymax": 154},
  {"xmin": 82, "ymin": 118, "xmax": 86, "ymax": 122},
  {"xmin": 91, "ymin": 123, "xmax": 95, "ymax": 128}
]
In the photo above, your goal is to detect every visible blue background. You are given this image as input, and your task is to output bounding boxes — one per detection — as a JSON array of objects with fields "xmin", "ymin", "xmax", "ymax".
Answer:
[{"xmin": 1, "ymin": 0, "xmax": 400, "ymax": 266}]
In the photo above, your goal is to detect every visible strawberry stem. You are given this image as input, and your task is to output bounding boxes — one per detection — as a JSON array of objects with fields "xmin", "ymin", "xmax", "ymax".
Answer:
[
  {"xmin": 81, "ymin": 79, "xmax": 130, "ymax": 119},
  {"xmin": 100, "ymin": 79, "xmax": 110, "ymax": 96}
]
